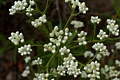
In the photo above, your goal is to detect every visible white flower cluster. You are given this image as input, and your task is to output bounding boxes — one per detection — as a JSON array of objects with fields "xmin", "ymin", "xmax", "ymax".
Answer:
[
  {"xmin": 22, "ymin": 66, "xmax": 30, "ymax": 77},
  {"xmin": 44, "ymin": 26, "xmax": 72, "ymax": 53},
  {"xmin": 90, "ymin": 16, "xmax": 101, "ymax": 24},
  {"xmin": 26, "ymin": 0, "xmax": 35, "ymax": 16},
  {"xmin": 115, "ymin": 42, "xmax": 120, "ymax": 50},
  {"xmin": 77, "ymin": 31, "xmax": 87, "ymax": 45},
  {"xmin": 33, "ymin": 73, "xmax": 49, "ymax": 80},
  {"xmin": 97, "ymin": 29, "xmax": 108, "ymax": 40},
  {"xmin": 9, "ymin": 0, "xmax": 28, "ymax": 15},
  {"xmin": 31, "ymin": 14, "xmax": 47, "ymax": 28},
  {"xmin": 70, "ymin": 20, "xmax": 84, "ymax": 28},
  {"xmin": 82, "ymin": 61, "xmax": 100, "ymax": 80},
  {"xmin": 18, "ymin": 44, "xmax": 32, "ymax": 56},
  {"xmin": 84, "ymin": 51, "xmax": 94, "ymax": 58},
  {"xmin": 65, "ymin": 0, "xmax": 88, "ymax": 14},
  {"xmin": 101, "ymin": 65, "xmax": 120, "ymax": 79},
  {"xmin": 115, "ymin": 60, "xmax": 120, "ymax": 67},
  {"xmin": 57, "ymin": 53, "xmax": 81, "ymax": 78},
  {"xmin": 92, "ymin": 43, "xmax": 110, "ymax": 60},
  {"xmin": 107, "ymin": 19, "xmax": 119, "ymax": 36},
  {"xmin": 59, "ymin": 46, "xmax": 70, "ymax": 55},
  {"xmin": 24, "ymin": 56, "xmax": 31, "ymax": 63},
  {"xmin": 32, "ymin": 57, "xmax": 42, "ymax": 65},
  {"xmin": 9, "ymin": 0, "xmax": 35, "ymax": 16},
  {"xmin": 8, "ymin": 31, "xmax": 24, "ymax": 45}
]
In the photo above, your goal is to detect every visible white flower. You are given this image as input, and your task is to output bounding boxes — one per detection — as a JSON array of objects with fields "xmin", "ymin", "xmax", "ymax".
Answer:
[
  {"xmin": 8, "ymin": 31, "xmax": 24, "ymax": 45},
  {"xmin": 25, "ymin": 56, "xmax": 31, "ymax": 63},
  {"xmin": 44, "ymin": 26, "xmax": 72, "ymax": 54},
  {"xmin": 31, "ymin": 14, "xmax": 47, "ymax": 28},
  {"xmin": 84, "ymin": 51, "xmax": 94, "ymax": 58},
  {"xmin": 26, "ymin": 5, "xmax": 34, "ymax": 16},
  {"xmin": 115, "ymin": 42, "xmax": 120, "ymax": 50},
  {"xmin": 9, "ymin": 0, "xmax": 28, "ymax": 15},
  {"xmin": 97, "ymin": 29, "xmax": 108, "ymax": 40},
  {"xmin": 107, "ymin": 19, "xmax": 116, "ymax": 25},
  {"xmin": 92, "ymin": 43, "xmax": 110, "ymax": 60},
  {"xmin": 59, "ymin": 46, "xmax": 70, "ymax": 55},
  {"xmin": 32, "ymin": 57, "xmax": 42, "ymax": 65},
  {"xmin": 34, "ymin": 73, "xmax": 49, "ymax": 80},
  {"xmin": 29, "ymin": 0, "xmax": 35, "ymax": 6},
  {"xmin": 90, "ymin": 16, "xmax": 101, "ymax": 24},
  {"xmin": 101, "ymin": 65, "xmax": 120, "ymax": 79},
  {"xmin": 22, "ymin": 66, "xmax": 30, "ymax": 77},
  {"xmin": 107, "ymin": 19, "xmax": 119, "ymax": 36},
  {"xmin": 57, "ymin": 65, "xmax": 66, "ymax": 76},
  {"xmin": 83, "ymin": 61, "xmax": 100, "ymax": 80},
  {"xmin": 115, "ymin": 60, "xmax": 120, "ymax": 67},
  {"xmin": 78, "ymin": 2, "xmax": 89, "ymax": 14},
  {"xmin": 63, "ymin": 53, "xmax": 81, "ymax": 77},
  {"xmin": 71, "ymin": 20, "xmax": 84, "ymax": 28},
  {"xmin": 77, "ymin": 31, "xmax": 87, "ymax": 45},
  {"xmin": 65, "ymin": 0, "xmax": 88, "ymax": 14},
  {"xmin": 18, "ymin": 44, "xmax": 32, "ymax": 56}
]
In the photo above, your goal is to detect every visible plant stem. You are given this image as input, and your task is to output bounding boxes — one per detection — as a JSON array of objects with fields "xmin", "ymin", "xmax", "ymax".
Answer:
[
  {"xmin": 43, "ymin": 0, "xmax": 50, "ymax": 14},
  {"xmin": 63, "ymin": 9, "xmax": 75, "ymax": 30},
  {"xmin": 35, "ymin": 2, "xmax": 43, "ymax": 15},
  {"xmin": 46, "ymin": 52, "xmax": 57, "ymax": 73}
]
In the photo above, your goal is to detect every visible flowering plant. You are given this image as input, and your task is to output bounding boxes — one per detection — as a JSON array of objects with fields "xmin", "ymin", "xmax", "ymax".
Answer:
[{"xmin": 8, "ymin": 0, "xmax": 120, "ymax": 80}]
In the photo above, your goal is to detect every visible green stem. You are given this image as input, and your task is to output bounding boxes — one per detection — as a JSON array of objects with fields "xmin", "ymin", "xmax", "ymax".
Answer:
[
  {"xmin": 46, "ymin": 53, "xmax": 57, "ymax": 73},
  {"xmin": 35, "ymin": 2, "xmax": 43, "ymax": 15},
  {"xmin": 86, "ymin": 53, "xmax": 97, "ymax": 65},
  {"xmin": 43, "ymin": 0, "xmax": 50, "ymax": 14},
  {"xmin": 63, "ymin": 9, "xmax": 75, "ymax": 30},
  {"xmin": 31, "ymin": 44, "xmax": 43, "ymax": 47},
  {"xmin": 75, "ymin": 59, "xmax": 85, "ymax": 67}
]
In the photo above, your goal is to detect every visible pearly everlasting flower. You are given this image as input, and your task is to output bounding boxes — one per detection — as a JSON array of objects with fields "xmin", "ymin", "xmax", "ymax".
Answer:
[
  {"xmin": 25, "ymin": 56, "xmax": 31, "ymax": 63},
  {"xmin": 92, "ymin": 43, "xmax": 110, "ymax": 60},
  {"xmin": 59, "ymin": 46, "xmax": 70, "ymax": 55},
  {"xmin": 82, "ymin": 61, "xmax": 100, "ymax": 80},
  {"xmin": 9, "ymin": 0, "xmax": 28, "ymax": 15},
  {"xmin": 34, "ymin": 73, "xmax": 49, "ymax": 80},
  {"xmin": 22, "ymin": 66, "xmax": 30, "ymax": 77},
  {"xmin": 18, "ymin": 44, "xmax": 32, "ymax": 56},
  {"xmin": 78, "ymin": 2, "xmax": 89, "ymax": 14},
  {"xmin": 31, "ymin": 14, "xmax": 47, "ymax": 28},
  {"xmin": 106, "ymin": 19, "xmax": 119, "ymax": 36},
  {"xmin": 32, "ymin": 57, "xmax": 42, "ymax": 65},
  {"xmin": 84, "ymin": 51, "xmax": 94, "ymax": 58},
  {"xmin": 71, "ymin": 20, "xmax": 84, "ymax": 28},
  {"xmin": 8, "ymin": 31, "xmax": 24, "ymax": 45},
  {"xmin": 77, "ymin": 31, "xmax": 87, "ymax": 45},
  {"xmin": 90, "ymin": 16, "xmax": 101, "ymax": 24},
  {"xmin": 97, "ymin": 29, "xmax": 108, "ymax": 40},
  {"xmin": 115, "ymin": 42, "xmax": 120, "ymax": 50}
]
